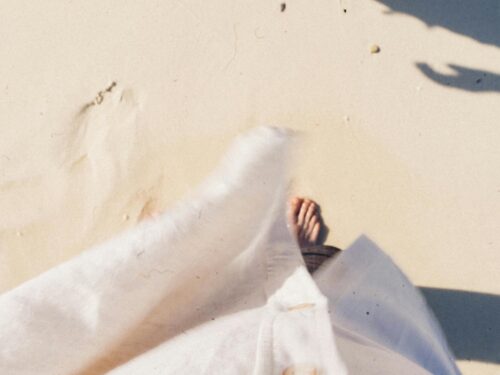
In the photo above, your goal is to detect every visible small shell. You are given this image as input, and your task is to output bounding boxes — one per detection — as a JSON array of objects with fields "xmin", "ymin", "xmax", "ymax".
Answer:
[{"xmin": 370, "ymin": 44, "xmax": 381, "ymax": 54}]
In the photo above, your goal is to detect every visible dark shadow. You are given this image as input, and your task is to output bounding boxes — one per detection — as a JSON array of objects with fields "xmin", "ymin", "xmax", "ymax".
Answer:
[
  {"xmin": 375, "ymin": 0, "xmax": 500, "ymax": 48},
  {"xmin": 420, "ymin": 287, "xmax": 500, "ymax": 363},
  {"xmin": 316, "ymin": 204, "xmax": 330, "ymax": 245},
  {"xmin": 416, "ymin": 63, "xmax": 500, "ymax": 93},
  {"xmin": 327, "ymin": 235, "xmax": 500, "ymax": 365},
  {"xmin": 375, "ymin": 0, "xmax": 500, "ymax": 93}
]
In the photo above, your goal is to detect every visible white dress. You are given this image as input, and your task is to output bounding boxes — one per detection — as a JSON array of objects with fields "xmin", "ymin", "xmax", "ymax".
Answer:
[{"xmin": 0, "ymin": 127, "xmax": 460, "ymax": 375}]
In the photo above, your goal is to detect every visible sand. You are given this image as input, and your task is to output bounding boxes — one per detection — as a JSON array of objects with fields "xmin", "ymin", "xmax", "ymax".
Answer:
[{"xmin": 1, "ymin": 0, "xmax": 499, "ymax": 373}]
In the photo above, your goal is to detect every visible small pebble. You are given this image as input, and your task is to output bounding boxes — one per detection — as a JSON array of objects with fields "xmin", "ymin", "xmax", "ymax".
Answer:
[
  {"xmin": 370, "ymin": 44, "xmax": 381, "ymax": 54},
  {"xmin": 16, "ymin": 231, "xmax": 23, "ymax": 237},
  {"xmin": 122, "ymin": 214, "xmax": 130, "ymax": 221}
]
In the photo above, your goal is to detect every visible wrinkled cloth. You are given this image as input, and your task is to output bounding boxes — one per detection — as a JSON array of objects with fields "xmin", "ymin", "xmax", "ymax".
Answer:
[{"xmin": 0, "ymin": 127, "xmax": 460, "ymax": 375}]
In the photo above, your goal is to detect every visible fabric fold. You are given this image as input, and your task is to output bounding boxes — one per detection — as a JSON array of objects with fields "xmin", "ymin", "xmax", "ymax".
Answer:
[{"xmin": 0, "ymin": 127, "xmax": 459, "ymax": 375}]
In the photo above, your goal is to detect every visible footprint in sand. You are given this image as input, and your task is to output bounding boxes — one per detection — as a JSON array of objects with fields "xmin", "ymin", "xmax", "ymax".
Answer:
[
  {"xmin": 60, "ymin": 81, "xmax": 142, "ymax": 170},
  {"xmin": 52, "ymin": 81, "xmax": 148, "ymax": 226}
]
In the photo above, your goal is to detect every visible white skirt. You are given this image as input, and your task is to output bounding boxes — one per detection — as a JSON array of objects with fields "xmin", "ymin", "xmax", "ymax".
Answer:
[{"xmin": 0, "ymin": 127, "xmax": 460, "ymax": 375}]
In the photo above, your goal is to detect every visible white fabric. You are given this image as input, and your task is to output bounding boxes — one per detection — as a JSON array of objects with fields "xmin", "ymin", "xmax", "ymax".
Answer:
[{"xmin": 0, "ymin": 127, "xmax": 460, "ymax": 375}]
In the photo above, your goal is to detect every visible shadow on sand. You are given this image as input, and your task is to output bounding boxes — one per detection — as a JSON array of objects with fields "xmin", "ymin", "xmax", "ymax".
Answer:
[
  {"xmin": 375, "ymin": 0, "xmax": 500, "ymax": 93},
  {"xmin": 420, "ymin": 287, "xmax": 500, "ymax": 364},
  {"xmin": 334, "ymin": 235, "xmax": 500, "ymax": 364},
  {"xmin": 416, "ymin": 63, "xmax": 500, "ymax": 93},
  {"xmin": 375, "ymin": 0, "xmax": 500, "ymax": 48}
]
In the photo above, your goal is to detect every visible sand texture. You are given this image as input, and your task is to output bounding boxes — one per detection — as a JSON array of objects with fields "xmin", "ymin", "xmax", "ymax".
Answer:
[{"xmin": 1, "ymin": 0, "xmax": 499, "ymax": 373}]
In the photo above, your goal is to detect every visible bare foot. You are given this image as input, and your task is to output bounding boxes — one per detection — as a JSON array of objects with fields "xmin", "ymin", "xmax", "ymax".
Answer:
[
  {"xmin": 288, "ymin": 197, "xmax": 322, "ymax": 248},
  {"xmin": 288, "ymin": 197, "xmax": 340, "ymax": 273}
]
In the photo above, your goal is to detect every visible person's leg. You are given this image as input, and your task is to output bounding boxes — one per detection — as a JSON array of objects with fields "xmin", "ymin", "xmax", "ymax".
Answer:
[{"xmin": 288, "ymin": 197, "xmax": 341, "ymax": 273}]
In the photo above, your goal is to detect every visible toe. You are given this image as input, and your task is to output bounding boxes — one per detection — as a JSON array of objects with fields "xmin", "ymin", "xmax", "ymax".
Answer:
[
  {"xmin": 291, "ymin": 197, "xmax": 302, "ymax": 207},
  {"xmin": 306, "ymin": 215, "xmax": 318, "ymax": 236},
  {"xmin": 304, "ymin": 215, "xmax": 319, "ymax": 245},
  {"xmin": 297, "ymin": 199, "xmax": 310, "ymax": 226},
  {"xmin": 304, "ymin": 201, "xmax": 316, "ymax": 226},
  {"xmin": 289, "ymin": 197, "xmax": 325, "ymax": 248},
  {"xmin": 310, "ymin": 221, "xmax": 321, "ymax": 244},
  {"xmin": 288, "ymin": 197, "xmax": 303, "ymax": 223}
]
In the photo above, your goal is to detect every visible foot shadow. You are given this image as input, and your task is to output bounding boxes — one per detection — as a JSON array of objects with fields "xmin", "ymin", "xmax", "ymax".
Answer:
[{"xmin": 315, "ymin": 204, "xmax": 330, "ymax": 245}]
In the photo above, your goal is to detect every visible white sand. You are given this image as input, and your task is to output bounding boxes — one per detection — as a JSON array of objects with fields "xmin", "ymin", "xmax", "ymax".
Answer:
[{"xmin": 1, "ymin": 1, "xmax": 499, "ymax": 373}]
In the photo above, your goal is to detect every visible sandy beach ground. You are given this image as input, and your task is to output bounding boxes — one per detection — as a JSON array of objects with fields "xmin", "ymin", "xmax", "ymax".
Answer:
[{"xmin": 1, "ymin": 1, "xmax": 499, "ymax": 373}]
